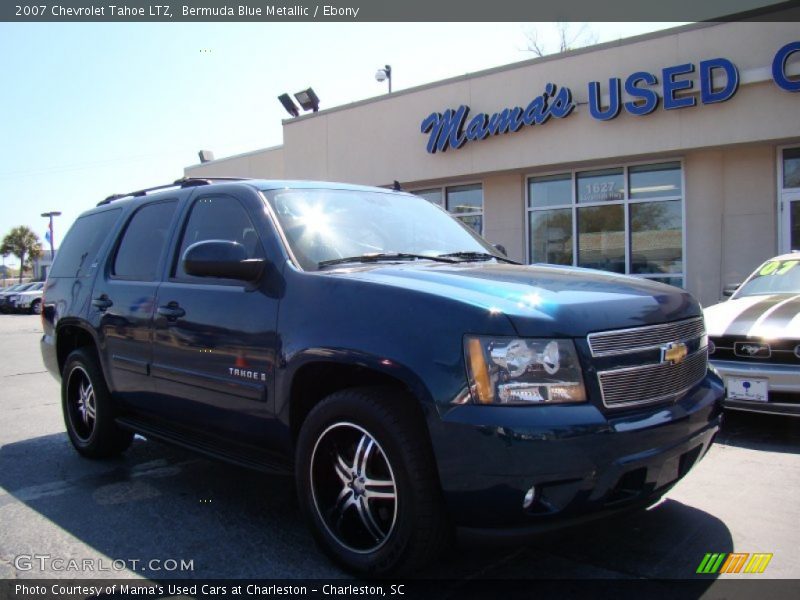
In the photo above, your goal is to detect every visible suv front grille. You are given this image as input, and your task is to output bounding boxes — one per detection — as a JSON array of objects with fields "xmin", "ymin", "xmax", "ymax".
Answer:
[
  {"xmin": 597, "ymin": 347, "xmax": 708, "ymax": 409},
  {"xmin": 587, "ymin": 317, "xmax": 705, "ymax": 357}
]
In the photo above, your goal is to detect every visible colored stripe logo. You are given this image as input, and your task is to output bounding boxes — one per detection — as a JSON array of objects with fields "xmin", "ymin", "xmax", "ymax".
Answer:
[{"xmin": 697, "ymin": 553, "xmax": 773, "ymax": 574}]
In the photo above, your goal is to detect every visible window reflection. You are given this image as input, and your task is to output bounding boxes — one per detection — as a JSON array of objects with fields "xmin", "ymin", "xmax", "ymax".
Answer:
[
  {"xmin": 529, "ymin": 209, "xmax": 572, "ymax": 265},
  {"xmin": 630, "ymin": 200, "xmax": 682, "ymax": 274},
  {"xmin": 577, "ymin": 205, "xmax": 625, "ymax": 273},
  {"xmin": 629, "ymin": 162, "xmax": 682, "ymax": 199}
]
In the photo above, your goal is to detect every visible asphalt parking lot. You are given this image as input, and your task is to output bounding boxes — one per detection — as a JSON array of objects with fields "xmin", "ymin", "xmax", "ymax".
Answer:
[{"xmin": 1, "ymin": 314, "xmax": 799, "ymax": 584}]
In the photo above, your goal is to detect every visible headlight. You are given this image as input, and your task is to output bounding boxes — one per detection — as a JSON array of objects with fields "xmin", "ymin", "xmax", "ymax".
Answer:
[{"xmin": 464, "ymin": 336, "xmax": 587, "ymax": 405}]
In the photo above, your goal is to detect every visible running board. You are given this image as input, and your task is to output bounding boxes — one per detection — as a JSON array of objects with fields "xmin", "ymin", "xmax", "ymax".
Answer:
[{"xmin": 116, "ymin": 417, "xmax": 293, "ymax": 476}]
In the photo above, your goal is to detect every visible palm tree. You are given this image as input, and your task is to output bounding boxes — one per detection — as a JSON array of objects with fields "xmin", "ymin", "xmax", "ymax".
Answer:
[{"xmin": 1, "ymin": 226, "xmax": 43, "ymax": 283}]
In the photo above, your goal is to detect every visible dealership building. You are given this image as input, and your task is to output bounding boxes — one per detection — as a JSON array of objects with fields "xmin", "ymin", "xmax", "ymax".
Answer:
[{"xmin": 185, "ymin": 19, "xmax": 800, "ymax": 307}]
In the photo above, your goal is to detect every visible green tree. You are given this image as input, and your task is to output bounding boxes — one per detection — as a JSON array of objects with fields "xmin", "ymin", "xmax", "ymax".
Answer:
[{"xmin": 1, "ymin": 226, "xmax": 43, "ymax": 283}]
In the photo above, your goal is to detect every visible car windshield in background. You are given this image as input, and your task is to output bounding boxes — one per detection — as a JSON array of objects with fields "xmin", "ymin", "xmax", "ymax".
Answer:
[
  {"xmin": 735, "ymin": 259, "xmax": 800, "ymax": 297},
  {"xmin": 263, "ymin": 188, "xmax": 500, "ymax": 271}
]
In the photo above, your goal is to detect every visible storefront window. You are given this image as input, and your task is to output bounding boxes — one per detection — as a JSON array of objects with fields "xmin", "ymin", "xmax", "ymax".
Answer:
[
  {"xmin": 629, "ymin": 162, "xmax": 682, "ymax": 199},
  {"xmin": 784, "ymin": 148, "xmax": 800, "ymax": 189},
  {"xmin": 529, "ymin": 174, "xmax": 571, "ymax": 208},
  {"xmin": 412, "ymin": 183, "xmax": 483, "ymax": 234},
  {"xmin": 415, "ymin": 188, "xmax": 443, "ymax": 206},
  {"xmin": 529, "ymin": 209, "xmax": 572, "ymax": 265},
  {"xmin": 577, "ymin": 168, "xmax": 625, "ymax": 203},
  {"xmin": 527, "ymin": 161, "xmax": 684, "ymax": 287},
  {"xmin": 630, "ymin": 200, "xmax": 682, "ymax": 274},
  {"xmin": 577, "ymin": 205, "xmax": 625, "ymax": 273},
  {"xmin": 446, "ymin": 184, "xmax": 483, "ymax": 233}
]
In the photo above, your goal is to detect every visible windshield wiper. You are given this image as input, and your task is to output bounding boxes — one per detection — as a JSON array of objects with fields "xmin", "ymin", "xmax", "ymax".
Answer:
[
  {"xmin": 318, "ymin": 252, "xmax": 459, "ymax": 268},
  {"xmin": 437, "ymin": 251, "xmax": 520, "ymax": 265}
]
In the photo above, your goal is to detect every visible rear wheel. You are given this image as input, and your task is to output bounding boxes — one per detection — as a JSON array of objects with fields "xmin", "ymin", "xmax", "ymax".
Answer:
[
  {"xmin": 296, "ymin": 387, "xmax": 450, "ymax": 576},
  {"xmin": 62, "ymin": 348, "xmax": 133, "ymax": 458},
  {"xmin": 30, "ymin": 299, "xmax": 42, "ymax": 315}
]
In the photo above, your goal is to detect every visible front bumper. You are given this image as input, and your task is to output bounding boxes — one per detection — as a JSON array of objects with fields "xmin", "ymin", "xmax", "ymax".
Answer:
[
  {"xmin": 710, "ymin": 359, "xmax": 800, "ymax": 417},
  {"xmin": 427, "ymin": 375, "xmax": 722, "ymax": 530}
]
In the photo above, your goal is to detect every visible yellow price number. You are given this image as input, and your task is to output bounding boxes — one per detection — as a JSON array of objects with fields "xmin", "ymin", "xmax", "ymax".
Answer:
[{"xmin": 758, "ymin": 260, "xmax": 798, "ymax": 276}]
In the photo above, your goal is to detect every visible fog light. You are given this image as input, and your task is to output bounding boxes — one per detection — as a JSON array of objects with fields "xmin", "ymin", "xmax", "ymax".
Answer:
[
  {"xmin": 708, "ymin": 340, "xmax": 716, "ymax": 355},
  {"xmin": 523, "ymin": 486, "xmax": 536, "ymax": 509}
]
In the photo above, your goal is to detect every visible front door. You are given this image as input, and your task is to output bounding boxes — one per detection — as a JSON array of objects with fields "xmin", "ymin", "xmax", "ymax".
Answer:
[{"xmin": 151, "ymin": 191, "xmax": 280, "ymax": 451}]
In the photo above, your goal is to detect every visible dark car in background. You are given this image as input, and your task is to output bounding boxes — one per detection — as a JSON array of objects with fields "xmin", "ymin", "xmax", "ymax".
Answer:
[
  {"xmin": 704, "ymin": 253, "xmax": 800, "ymax": 417},
  {"xmin": 0, "ymin": 282, "xmax": 38, "ymax": 313},
  {"xmin": 41, "ymin": 178, "xmax": 722, "ymax": 575}
]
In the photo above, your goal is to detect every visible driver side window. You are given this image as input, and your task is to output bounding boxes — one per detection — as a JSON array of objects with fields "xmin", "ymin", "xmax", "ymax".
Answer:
[{"xmin": 174, "ymin": 195, "xmax": 265, "ymax": 280}]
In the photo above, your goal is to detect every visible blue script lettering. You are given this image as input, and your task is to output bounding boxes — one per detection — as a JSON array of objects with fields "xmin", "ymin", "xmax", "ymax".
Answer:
[{"xmin": 420, "ymin": 84, "xmax": 574, "ymax": 153}]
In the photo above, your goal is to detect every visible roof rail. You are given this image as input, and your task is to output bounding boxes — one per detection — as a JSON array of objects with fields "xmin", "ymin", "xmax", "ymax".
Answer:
[{"xmin": 96, "ymin": 176, "xmax": 250, "ymax": 206}]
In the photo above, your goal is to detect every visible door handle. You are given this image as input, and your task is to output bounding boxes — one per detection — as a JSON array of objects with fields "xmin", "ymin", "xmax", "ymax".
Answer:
[
  {"xmin": 157, "ymin": 302, "xmax": 185, "ymax": 321},
  {"xmin": 92, "ymin": 295, "xmax": 113, "ymax": 311}
]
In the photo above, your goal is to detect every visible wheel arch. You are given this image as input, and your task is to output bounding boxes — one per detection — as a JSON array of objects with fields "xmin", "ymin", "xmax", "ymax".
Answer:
[
  {"xmin": 56, "ymin": 320, "xmax": 103, "ymax": 378},
  {"xmin": 283, "ymin": 351, "xmax": 436, "ymax": 447}
]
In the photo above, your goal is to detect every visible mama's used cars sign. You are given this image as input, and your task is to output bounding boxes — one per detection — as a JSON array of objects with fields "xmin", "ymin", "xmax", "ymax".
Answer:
[{"xmin": 420, "ymin": 41, "xmax": 800, "ymax": 154}]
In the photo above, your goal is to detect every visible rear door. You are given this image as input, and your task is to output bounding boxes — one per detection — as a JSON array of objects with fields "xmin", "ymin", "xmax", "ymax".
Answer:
[
  {"xmin": 150, "ymin": 189, "xmax": 281, "ymax": 449},
  {"xmin": 92, "ymin": 199, "xmax": 180, "ymax": 406}
]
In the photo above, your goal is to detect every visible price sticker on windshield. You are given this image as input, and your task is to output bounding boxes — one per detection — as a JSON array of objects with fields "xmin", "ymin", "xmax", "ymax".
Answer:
[{"xmin": 758, "ymin": 260, "xmax": 798, "ymax": 277}]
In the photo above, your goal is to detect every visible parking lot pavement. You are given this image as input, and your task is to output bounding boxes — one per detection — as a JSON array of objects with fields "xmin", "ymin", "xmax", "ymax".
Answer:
[{"xmin": 1, "ymin": 314, "xmax": 799, "ymax": 582}]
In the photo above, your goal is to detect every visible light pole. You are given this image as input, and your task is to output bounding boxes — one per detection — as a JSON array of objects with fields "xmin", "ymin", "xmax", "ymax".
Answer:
[
  {"xmin": 41, "ymin": 211, "xmax": 61, "ymax": 260},
  {"xmin": 375, "ymin": 65, "xmax": 392, "ymax": 93}
]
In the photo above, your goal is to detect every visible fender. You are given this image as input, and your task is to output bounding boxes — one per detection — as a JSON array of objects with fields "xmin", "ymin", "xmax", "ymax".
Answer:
[{"xmin": 276, "ymin": 346, "xmax": 438, "ymax": 427}]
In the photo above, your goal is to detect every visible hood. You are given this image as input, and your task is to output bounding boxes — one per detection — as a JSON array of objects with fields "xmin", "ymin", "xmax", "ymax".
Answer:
[
  {"xmin": 704, "ymin": 293, "xmax": 800, "ymax": 339},
  {"xmin": 332, "ymin": 261, "xmax": 700, "ymax": 337}
]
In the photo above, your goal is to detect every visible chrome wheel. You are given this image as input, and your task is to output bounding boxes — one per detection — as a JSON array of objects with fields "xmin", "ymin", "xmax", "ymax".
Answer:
[
  {"xmin": 67, "ymin": 366, "xmax": 96, "ymax": 441},
  {"xmin": 310, "ymin": 422, "xmax": 398, "ymax": 554}
]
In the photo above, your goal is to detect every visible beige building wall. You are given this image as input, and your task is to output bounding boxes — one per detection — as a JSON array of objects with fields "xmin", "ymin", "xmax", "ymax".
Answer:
[
  {"xmin": 684, "ymin": 145, "xmax": 777, "ymax": 306},
  {"xmin": 185, "ymin": 145, "xmax": 285, "ymax": 179}
]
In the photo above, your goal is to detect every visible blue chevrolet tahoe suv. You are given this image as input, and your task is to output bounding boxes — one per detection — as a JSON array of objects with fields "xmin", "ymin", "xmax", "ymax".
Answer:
[{"xmin": 41, "ymin": 177, "xmax": 723, "ymax": 575}]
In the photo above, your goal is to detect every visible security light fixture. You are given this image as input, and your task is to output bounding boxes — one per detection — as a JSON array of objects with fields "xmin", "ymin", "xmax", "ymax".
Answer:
[
  {"xmin": 198, "ymin": 150, "xmax": 215, "ymax": 163},
  {"xmin": 375, "ymin": 65, "xmax": 392, "ymax": 93},
  {"xmin": 294, "ymin": 88, "xmax": 320, "ymax": 112},
  {"xmin": 278, "ymin": 93, "xmax": 300, "ymax": 117}
]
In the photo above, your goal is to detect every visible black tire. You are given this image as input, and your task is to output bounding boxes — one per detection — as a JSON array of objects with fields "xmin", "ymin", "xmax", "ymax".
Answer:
[
  {"xmin": 30, "ymin": 299, "xmax": 42, "ymax": 315},
  {"xmin": 62, "ymin": 348, "xmax": 133, "ymax": 458},
  {"xmin": 295, "ymin": 386, "xmax": 451, "ymax": 577}
]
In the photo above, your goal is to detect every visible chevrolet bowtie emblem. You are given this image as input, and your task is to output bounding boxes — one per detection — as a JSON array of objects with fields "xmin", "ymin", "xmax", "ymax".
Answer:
[{"xmin": 662, "ymin": 341, "xmax": 688, "ymax": 365}]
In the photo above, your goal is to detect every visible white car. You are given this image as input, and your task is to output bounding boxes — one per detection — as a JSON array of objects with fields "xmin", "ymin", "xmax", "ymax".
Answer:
[
  {"xmin": 704, "ymin": 253, "xmax": 800, "ymax": 417},
  {"xmin": 7, "ymin": 282, "xmax": 44, "ymax": 314}
]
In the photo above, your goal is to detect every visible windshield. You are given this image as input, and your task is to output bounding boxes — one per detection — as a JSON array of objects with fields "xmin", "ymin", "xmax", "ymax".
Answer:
[
  {"xmin": 735, "ymin": 258, "xmax": 800, "ymax": 297},
  {"xmin": 263, "ymin": 188, "xmax": 501, "ymax": 271}
]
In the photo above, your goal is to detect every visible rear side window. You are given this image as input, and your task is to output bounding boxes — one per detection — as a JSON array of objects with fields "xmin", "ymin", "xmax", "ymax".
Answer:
[
  {"xmin": 49, "ymin": 209, "xmax": 122, "ymax": 278},
  {"xmin": 173, "ymin": 195, "xmax": 264, "ymax": 280},
  {"xmin": 113, "ymin": 201, "xmax": 178, "ymax": 281}
]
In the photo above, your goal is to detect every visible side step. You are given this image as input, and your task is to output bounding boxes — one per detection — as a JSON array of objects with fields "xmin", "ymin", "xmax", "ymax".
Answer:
[{"xmin": 116, "ymin": 417, "xmax": 293, "ymax": 476}]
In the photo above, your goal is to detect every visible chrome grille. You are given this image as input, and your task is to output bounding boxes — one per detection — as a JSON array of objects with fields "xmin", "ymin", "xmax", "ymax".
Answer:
[
  {"xmin": 598, "ymin": 347, "xmax": 708, "ymax": 409},
  {"xmin": 587, "ymin": 317, "xmax": 705, "ymax": 357}
]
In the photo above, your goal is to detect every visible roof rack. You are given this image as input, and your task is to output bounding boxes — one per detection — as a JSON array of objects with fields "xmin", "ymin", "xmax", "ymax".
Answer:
[{"xmin": 96, "ymin": 177, "xmax": 249, "ymax": 206}]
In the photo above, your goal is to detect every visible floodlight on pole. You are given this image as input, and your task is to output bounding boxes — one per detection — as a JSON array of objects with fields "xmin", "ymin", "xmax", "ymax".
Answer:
[
  {"xmin": 293, "ymin": 88, "xmax": 320, "ymax": 112},
  {"xmin": 278, "ymin": 93, "xmax": 300, "ymax": 117}
]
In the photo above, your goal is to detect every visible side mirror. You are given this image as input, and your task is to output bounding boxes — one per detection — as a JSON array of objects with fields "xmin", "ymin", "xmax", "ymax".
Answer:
[
  {"xmin": 722, "ymin": 283, "xmax": 741, "ymax": 298},
  {"xmin": 183, "ymin": 240, "xmax": 265, "ymax": 281},
  {"xmin": 493, "ymin": 243, "xmax": 507, "ymax": 257}
]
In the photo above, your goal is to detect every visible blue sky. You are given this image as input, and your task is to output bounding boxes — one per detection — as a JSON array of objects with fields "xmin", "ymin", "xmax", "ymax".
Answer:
[{"xmin": 0, "ymin": 22, "xmax": 683, "ymax": 267}]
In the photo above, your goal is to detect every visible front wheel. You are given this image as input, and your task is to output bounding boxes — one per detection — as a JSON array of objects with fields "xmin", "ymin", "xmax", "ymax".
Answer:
[
  {"xmin": 62, "ymin": 348, "xmax": 133, "ymax": 458},
  {"xmin": 295, "ymin": 387, "xmax": 450, "ymax": 576}
]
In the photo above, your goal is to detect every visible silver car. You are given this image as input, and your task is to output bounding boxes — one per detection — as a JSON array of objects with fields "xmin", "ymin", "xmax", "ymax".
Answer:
[{"xmin": 704, "ymin": 253, "xmax": 800, "ymax": 417}]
